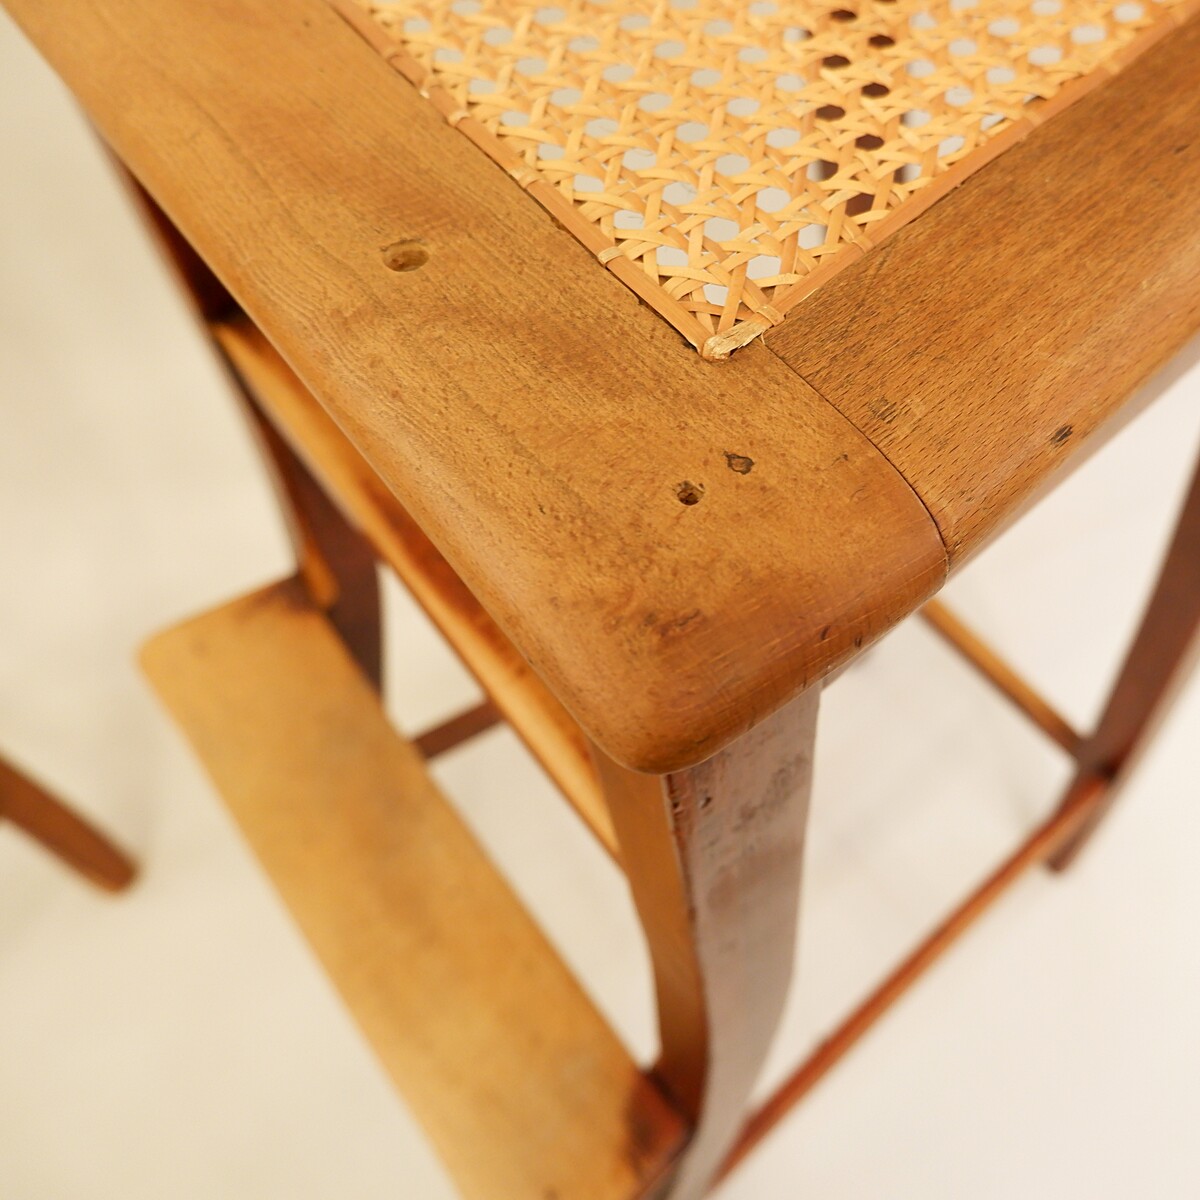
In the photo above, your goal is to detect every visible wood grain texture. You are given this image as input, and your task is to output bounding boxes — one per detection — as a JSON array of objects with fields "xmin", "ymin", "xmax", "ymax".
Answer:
[
  {"xmin": 141, "ymin": 578, "xmax": 683, "ymax": 1200},
  {"xmin": 594, "ymin": 688, "xmax": 819, "ymax": 1199},
  {"xmin": 767, "ymin": 14, "xmax": 1200, "ymax": 561},
  {"xmin": 4, "ymin": 0, "xmax": 946, "ymax": 772},
  {"xmin": 212, "ymin": 314, "xmax": 619, "ymax": 856}
]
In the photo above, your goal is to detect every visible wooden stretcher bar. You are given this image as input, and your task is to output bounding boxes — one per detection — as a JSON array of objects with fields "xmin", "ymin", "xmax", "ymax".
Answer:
[{"xmin": 920, "ymin": 600, "xmax": 1084, "ymax": 756}]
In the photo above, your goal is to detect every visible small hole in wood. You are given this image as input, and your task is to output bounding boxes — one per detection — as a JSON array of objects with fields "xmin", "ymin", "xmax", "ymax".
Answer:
[
  {"xmin": 822, "ymin": 54, "xmax": 851, "ymax": 69},
  {"xmin": 862, "ymin": 82, "xmax": 890, "ymax": 97},
  {"xmin": 856, "ymin": 134, "xmax": 885, "ymax": 150},
  {"xmin": 675, "ymin": 480, "xmax": 705, "ymax": 505},
  {"xmin": 869, "ymin": 33, "xmax": 896, "ymax": 45},
  {"xmin": 381, "ymin": 240, "xmax": 429, "ymax": 272},
  {"xmin": 830, "ymin": 9, "xmax": 857, "ymax": 20},
  {"xmin": 815, "ymin": 104, "xmax": 845, "ymax": 120}
]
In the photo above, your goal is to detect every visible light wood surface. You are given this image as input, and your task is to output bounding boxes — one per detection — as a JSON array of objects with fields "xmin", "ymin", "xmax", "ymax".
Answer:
[
  {"xmin": 3, "ymin": 0, "xmax": 946, "ymax": 773},
  {"xmin": 766, "ymin": 13, "xmax": 1200, "ymax": 561},
  {"xmin": 0, "ymin": 754, "xmax": 135, "ymax": 891},
  {"xmin": 594, "ymin": 688, "xmax": 819, "ymax": 1199},
  {"xmin": 141, "ymin": 578, "xmax": 684, "ymax": 1200}
]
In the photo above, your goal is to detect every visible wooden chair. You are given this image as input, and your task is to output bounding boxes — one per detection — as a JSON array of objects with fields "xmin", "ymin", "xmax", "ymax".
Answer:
[{"xmin": 6, "ymin": 0, "xmax": 1198, "ymax": 1195}]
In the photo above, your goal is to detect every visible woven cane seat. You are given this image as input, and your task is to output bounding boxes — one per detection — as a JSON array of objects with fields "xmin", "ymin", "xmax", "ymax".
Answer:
[{"xmin": 340, "ymin": 0, "xmax": 1195, "ymax": 356}]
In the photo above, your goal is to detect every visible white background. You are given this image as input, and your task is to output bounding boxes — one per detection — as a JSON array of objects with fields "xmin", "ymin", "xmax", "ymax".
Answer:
[{"xmin": 2, "ymin": 12, "xmax": 1198, "ymax": 1198}]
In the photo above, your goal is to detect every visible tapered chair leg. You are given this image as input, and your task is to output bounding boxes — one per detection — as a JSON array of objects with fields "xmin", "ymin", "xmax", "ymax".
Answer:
[
  {"xmin": 1050, "ymin": 447, "xmax": 1200, "ymax": 870},
  {"xmin": 238, "ymin": 397, "xmax": 384, "ymax": 691},
  {"xmin": 0, "ymin": 755, "xmax": 136, "ymax": 891},
  {"xmin": 593, "ymin": 688, "xmax": 819, "ymax": 1200}
]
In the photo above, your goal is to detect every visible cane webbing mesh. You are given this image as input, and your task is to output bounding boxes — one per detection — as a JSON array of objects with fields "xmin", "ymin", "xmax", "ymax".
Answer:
[{"xmin": 337, "ymin": 0, "xmax": 1194, "ymax": 356}]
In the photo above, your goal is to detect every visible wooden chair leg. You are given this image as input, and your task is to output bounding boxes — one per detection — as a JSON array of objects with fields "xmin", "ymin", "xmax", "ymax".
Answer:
[
  {"xmin": 0, "ymin": 755, "xmax": 136, "ymax": 891},
  {"xmin": 1050, "ymin": 446, "xmax": 1200, "ymax": 870},
  {"xmin": 593, "ymin": 688, "xmax": 819, "ymax": 1200},
  {"xmin": 238, "ymin": 396, "xmax": 384, "ymax": 691}
]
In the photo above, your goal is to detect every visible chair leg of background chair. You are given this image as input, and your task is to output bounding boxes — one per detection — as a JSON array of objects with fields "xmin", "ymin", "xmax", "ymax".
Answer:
[
  {"xmin": 0, "ymin": 755, "xmax": 136, "ymax": 891},
  {"xmin": 1050, "ymin": 446, "xmax": 1200, "ymax": 871},
  {"xmin": 593, "ymin": 687, "xmax": 819, "ymax": 1200}
]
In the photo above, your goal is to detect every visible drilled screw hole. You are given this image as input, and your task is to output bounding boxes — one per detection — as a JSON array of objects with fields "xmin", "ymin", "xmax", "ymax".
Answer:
[
  {"xmin": 675, "ymin": 480, "xmax": 705, "ymax": 506},
  {"xmin": 382, "ymin": 239, "xmax": 429, "ymax": 272}
]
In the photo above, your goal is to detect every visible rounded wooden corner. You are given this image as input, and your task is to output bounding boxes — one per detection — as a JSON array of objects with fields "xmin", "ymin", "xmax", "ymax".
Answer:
[
  {"xmin": 27, "ymin": 0, "xmax": 948, "ymax": 781},
  {"xmin": 550, "ymin": 466, "xmax": 948, "ymax": 776}
]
